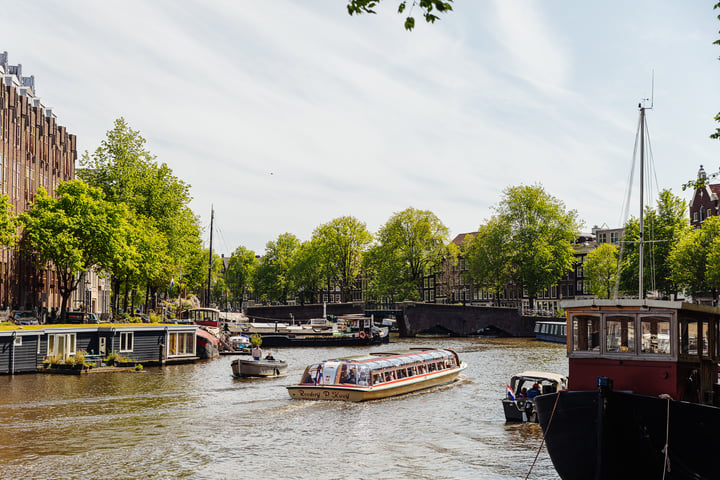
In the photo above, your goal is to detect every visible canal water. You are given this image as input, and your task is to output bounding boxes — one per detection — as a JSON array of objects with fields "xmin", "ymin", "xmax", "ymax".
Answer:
[{"xmin": 0, "ymin": 337, "xmax": 566, "ymax": 480}]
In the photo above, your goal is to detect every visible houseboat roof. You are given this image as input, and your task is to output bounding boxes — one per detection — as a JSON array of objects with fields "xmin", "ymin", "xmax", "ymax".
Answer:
[{"xmin": 559, "ymin": 298, "xmax": 720, "ymax": 315}]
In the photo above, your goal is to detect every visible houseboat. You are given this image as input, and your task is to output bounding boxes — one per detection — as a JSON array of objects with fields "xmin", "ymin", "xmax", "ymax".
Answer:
[
  {"xmin": 287, "ymin": 348, "xmax": 466, "ymax": 402},
  {"xmin": 534, "ymin": 320, "xmax": 566, "ymax": 344},
  {"xmin": 181, "ymin": 307, "xmax": 221, "ymax": 328},
  {"xmin": 0, "ymin": 323, "xmax": 201, "ymax": 374},
  {"xmin": 534, "ymin": 299, "xmax": 720, "ymax": 480}
]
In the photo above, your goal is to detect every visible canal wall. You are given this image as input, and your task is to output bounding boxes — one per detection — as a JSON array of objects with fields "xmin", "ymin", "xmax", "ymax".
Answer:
[{"xmin": 245, "ymin": 302, "xmax": 538, "ymax": 337}]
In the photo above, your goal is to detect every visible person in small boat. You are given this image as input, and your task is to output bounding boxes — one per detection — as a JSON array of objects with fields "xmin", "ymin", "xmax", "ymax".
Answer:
[
  {"xmin": 526, "ymin": 384, "xmax": 541, "ymax": 398},
  {"xmin": 264, "ymin": 351, "xmax": 275, "ymax": 361},
  {"xmin": 517, "ymin": 387, "xmax": 527, "ymax": 398},
  {"xmin": 252, "ymin": 345, "xmax": 263, "ymax": 360}
]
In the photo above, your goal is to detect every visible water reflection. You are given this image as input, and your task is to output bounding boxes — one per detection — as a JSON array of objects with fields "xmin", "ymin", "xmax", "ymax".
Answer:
[{"xmin": 0, "ymin": 337, "xmax": 565, "ymax": 479}]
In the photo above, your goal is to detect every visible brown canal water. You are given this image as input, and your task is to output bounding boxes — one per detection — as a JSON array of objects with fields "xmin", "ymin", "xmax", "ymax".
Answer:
[{"xmin": 0, "ymin": 337, "xmax": 566, "ymax": 480}]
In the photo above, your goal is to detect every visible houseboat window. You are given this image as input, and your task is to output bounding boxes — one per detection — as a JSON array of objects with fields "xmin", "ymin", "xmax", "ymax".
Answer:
[
  {"xmin": 47, "ymin": 333, "xmax": 76, "ymax": 358},
  {"xmin": 640, "ymin": 317, "xmax": 671, "ymax": 354},
  {"xmin": 168, "ymin": 332, "xmax": 195, "ymax": 356},
  {"xmin": 120, "ymin": 332, "xmax": 134, "ymax": 352},
  {"xmin": 572, "ymin": 315, "xmax": 600, "ymax": 351},
  {"xmin": 605, "ymin": 316, "xmax": 635, "ymax": 353},
  {"xmin": 679, "ymin": 318, "xmax": 700, "ymax": 356},
  {"xmin": 13, "ymin": 336, "xmax": 21, "ymax": 346}
]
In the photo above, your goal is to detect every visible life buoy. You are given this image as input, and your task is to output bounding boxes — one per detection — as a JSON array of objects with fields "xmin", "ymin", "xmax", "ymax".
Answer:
[{"xmin": 358, "ymin": 331, "xmax": 367, "ymax": 339}]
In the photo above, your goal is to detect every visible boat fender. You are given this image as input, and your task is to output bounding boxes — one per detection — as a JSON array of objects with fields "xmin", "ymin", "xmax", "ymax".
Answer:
[
  {"xmin": 358, "ymin": 331, "xmax": 367, "ymax": 339},
  {"xmin": 515, "ymin": 398, "xmax": 526, "ymax": 410}
]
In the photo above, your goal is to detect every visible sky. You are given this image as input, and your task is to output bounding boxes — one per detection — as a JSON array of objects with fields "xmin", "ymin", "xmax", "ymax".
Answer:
[{"xmin": 2, "ymin": 1, "xmax": 719, "ymax": 255}]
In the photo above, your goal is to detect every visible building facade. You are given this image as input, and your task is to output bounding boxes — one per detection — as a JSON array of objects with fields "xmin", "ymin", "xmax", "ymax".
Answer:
[
  {"xmin": 0, "ymin": 52, "xmax": 77, "ymax": 313},
  {"xmin": 689, "ymin": 165, "xmax": 720, "ymax": 228}
]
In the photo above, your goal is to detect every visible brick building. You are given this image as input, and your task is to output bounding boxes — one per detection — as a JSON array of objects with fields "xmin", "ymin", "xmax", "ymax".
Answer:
[
  {"xmin": 0, "ymin": 52, "xmax": 77, "ymax": 312},
  {"xmin": 689, "ymin": 165, "xmax": 720, "ymax": 228}
]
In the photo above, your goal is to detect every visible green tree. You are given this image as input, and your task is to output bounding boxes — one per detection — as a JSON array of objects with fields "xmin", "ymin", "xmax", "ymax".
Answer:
[
  {"xmin": 494, "ymin": 184, "xmax": 581, "ymax": 309},
  {"xmin": 225, "ymin": 246, "xmax": 258, "ymax": 309},
  {"xmin": 584, "ymin": 243, "xmax": 619, "ymax": 299},
  {"xmin": 20, "ymin": 181, "xmax": 135, "ymax": 319},
  {"xmin": 254, "ymin": 233, "xmax": 301, "ymax": 303},
  {"xmin": 367, "ymin": 207, "xmax": 455, "ymax": 301},
  {"xmin": 463, "ymin": 217, "xmax": 513, "ymax": 305},
  {"xmin": 347, "ymin": 0, "xmax": 453, "ymax": 30},
  {"xmin": 669, "ymin": 219, "xmax": 720, "ymax": 299},
  {"xmin": 288, "ymin": 240, "xmax": 324, "ymax": 305},
  {"xmin": 0, "ymin": 194, "xmax": 18, "ymax": 247},
  {"xmin": 312, "ymin": 216, "xmax": 372, "ymax": 302},
  {"xmin": 78, "ymin": 117, "xmax": 202, "ymax": 309},
  {"xmin": 619, "ymin": 189, "xmax": 688, "ymax": 298}
]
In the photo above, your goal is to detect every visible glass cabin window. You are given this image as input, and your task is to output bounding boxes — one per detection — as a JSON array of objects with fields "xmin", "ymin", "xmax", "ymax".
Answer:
[
  {"xmin": 606, "ymin": 315, "xmax": 635, "ymax": 353},
  {"xmin": 640, "ymin": 316, "xmax": 671, "ymax": 354},
  {"xmin": 572, "ymin": 315, "xmax": 600, "ymax": 351},
  {"xmin": 679, "ymin": 318, "xmax": 700, "ymax": 356}
]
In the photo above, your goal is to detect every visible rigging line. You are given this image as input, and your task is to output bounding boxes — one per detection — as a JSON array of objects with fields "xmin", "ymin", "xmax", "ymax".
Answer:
[{"xmin": 614, "ymin": 113, "xmax": 642, "ymax": 298}]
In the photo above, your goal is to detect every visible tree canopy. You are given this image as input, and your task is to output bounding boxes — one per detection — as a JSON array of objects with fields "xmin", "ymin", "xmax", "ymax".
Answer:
[
  {"xmin": 463, "ymin": 217, "xmax": 513, "ymax": 305},
  {"xmin": 20, "ymin": 181, "xmax": 135, "ymax": 319},
  {"xmin": 492, "ymin": 184, "xmax": 581, "ymax": 308},
  {"xmin": 0, "ymin": 194, "xmax": 17, "ymax": 248},
  {"xmin": 584, "ymin": 243, "xmax": 619, "ymax": 299}
]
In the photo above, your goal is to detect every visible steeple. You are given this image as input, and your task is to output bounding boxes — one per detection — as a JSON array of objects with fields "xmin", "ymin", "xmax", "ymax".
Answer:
[{"xmin": 699, "ymin": 164, "xmax": 707, "ymax": 180}]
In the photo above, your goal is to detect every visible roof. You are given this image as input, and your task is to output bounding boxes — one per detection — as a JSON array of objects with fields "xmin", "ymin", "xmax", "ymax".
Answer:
[
  {"xmin": 451, "ymin": 232, "xmax": 477, "ymax": 246},
  {"xmin": 512, "ymin": 371, "xmax": 568, "ymax": 384}
]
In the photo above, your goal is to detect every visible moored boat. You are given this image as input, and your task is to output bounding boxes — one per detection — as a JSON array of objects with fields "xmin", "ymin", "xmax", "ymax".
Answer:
[
  {"xmin": 287, "ymin": 348, "xmax": 466, "ymax": 402},
  {"xmin": 231, "ymin": 357, "xmax": 288, "ymax": 378},
  {"xmin": 502, "ymin": 370, "xmax": 567, "ymax": 423}
]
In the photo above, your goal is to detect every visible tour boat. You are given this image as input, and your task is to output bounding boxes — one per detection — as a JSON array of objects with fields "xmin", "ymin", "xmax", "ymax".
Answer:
[
  {"xmin": 502, "ymin": 370, "xmax": 567, "ymax": 423},
  {"xmin": 286, "ymin": 348, "xmax": 466, "ymax": 402}
]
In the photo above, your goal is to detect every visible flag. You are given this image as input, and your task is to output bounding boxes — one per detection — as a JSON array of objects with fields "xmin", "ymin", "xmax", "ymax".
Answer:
[
  {"xmin": 506, "ymin": 385, "xmax": 515, "ymax": 400},
  {"xmin": 170, "ymin": 276, "xmax": 175, "ymax": 295}
]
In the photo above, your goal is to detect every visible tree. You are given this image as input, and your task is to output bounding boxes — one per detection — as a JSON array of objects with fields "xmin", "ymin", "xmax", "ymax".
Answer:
[
  {"xmin": 225, "ymin": 246, "xmax": 258, "ymax": 309},
  {"xmin": 669, "ymin": 218, "xmax": 720, "ymax": 299},
  {"xmin": 312, "ymin": 216, "xmax": 372, "ymax": 302},
  {"xmin": 288, "ymin": 241, "xmax": 324, "ymax": 305},
  {"xmin": 584, "ymin": 243, "xmax": 619, "ymax": 299},
  {"xmin": 78, "ymin": 117, "xmax": 202, "ymax": 309},
  {"xmin": 463, "ymin": 218, "xmax": 513, "ymax": 305},
  {"xmin": 494, "ymin": 184, "xmax": 581, "ymax": 309},
  {"xmin": 253, "ymin": 233, "xmax": 301, "ymax": 303},
  {"xmin": 347, "ymin": 0, "xmax": 453, "ymax": 31},
  {"xmin": 20, "ymin": 181, "xmax": 135, "ymax": 319},
  {"xmin": 367, "ymin": 207, "xmax": 455, "ymax": 301},
  {"xmin": 0, "ymin": 194, "xmax": 18, "ymax": 247},
  {"xmin": 619, "ymin": 189, "xmax": 688, "ymax": 298}
]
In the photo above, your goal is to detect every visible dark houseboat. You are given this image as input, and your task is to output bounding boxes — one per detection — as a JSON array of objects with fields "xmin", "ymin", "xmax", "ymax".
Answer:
[{"xmin": 535, "ymin": 299, "xmax": 720, "ymax": 480}]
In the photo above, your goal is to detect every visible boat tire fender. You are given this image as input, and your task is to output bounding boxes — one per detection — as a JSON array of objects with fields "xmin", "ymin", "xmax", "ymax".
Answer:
[{"xmin": 358, "ymin": 331, "xmax": 367, "ymax": 339}]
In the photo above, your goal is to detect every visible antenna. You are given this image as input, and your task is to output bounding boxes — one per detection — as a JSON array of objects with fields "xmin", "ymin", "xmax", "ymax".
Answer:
[{"xmin": 640, "ymin": 70, "xmax": 655, "ymax": 110}]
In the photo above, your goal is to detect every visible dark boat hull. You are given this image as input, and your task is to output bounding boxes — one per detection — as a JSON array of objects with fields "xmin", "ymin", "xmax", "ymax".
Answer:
[
  {"xmin": 258, "ymin": 334, "xmax": 385, "ymax": 348},
  {"xmin": 535, "ymin": 390, "xmax": 720, "ymax": 480}
]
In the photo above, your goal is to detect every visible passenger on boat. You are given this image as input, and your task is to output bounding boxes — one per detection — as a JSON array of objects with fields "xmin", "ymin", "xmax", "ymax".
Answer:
[
  {"xmin": 518, "ymin": 387, "xmax": 527, "ymax": 398},
  {"xmin": 265, "ymin": 351, "xmax": 275, "ymax": 361},
  {"xmin": 252, "ymin": 346, "xmax": 263, "ymax": 360},
  {"xmin": 526, "ymin": 384, "xmax": 540, "ymax": 398}
]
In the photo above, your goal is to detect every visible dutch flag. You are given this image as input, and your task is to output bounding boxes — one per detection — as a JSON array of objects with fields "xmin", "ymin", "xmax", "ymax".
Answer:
[
  {"xmin": 506, "ymin": 385, "xmax": 515, "ymax": 400},
  {"xmin": 170, "ymin": 276, "xmax": 175, "ymax": 295}
]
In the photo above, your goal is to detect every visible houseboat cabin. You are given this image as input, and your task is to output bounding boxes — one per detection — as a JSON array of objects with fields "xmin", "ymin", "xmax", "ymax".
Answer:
[
  {"xmin": 182, "ymin": 308, "xmax": 221, "ymax": 328},
  {"xmin": 287, "ymin": 348, "xmax": 465, "ymax": 402}
]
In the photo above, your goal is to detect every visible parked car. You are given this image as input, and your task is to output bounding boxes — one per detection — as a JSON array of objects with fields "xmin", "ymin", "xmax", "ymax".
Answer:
[
  {"xmin": 10, "ymin": 310, "xmax": 40, "ymax": 325},
  {"xmin": 65, "ymin": 311, "xmax": 100, "ymax": 324}
]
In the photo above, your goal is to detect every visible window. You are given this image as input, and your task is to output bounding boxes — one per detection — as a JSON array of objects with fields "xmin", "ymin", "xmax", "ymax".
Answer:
[
  {"xmin": 47, "ymin": 333, "xmax": 76, "ymax": 358},
  {"xmin": 168, "ymin": 332, "xmax": 195, "ymax": 357},
  {"xmin": 708, "ymin": 208, "xmax": 712, "ymax": 218},
  {"xmin": 606, "ymin": 316, "xmax": 635, "ymax": 353},
  {"xmin": 572, "ymin": 315, "xmax": 600, "ymax": 351},
  {"xmin": 694, "ymin": 211, "xmax": 699, "ymax": 222},
  {"xmin": 641, "ymin": 316, "xmax": 671, "ymax": 354},
  {"xmin": 13, "ymin": 336, "xmax": 22, "ymax": 346},
  {"xmin": 120, "ymin": 332, "xmax": 133, "ymax": 352},
  {"xmin": 598, "ymin": 233, "xmax": 606, "ymax": 243},
  {"xmin": 610, "ymin": 232, "xmax": 619, "ymax": 243}
]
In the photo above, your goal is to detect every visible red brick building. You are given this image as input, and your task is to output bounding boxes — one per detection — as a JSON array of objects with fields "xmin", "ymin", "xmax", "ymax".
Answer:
[
  {"xmin": 689, "ymin": 165, "xmax": 720, "ymax": 228},
  {"xmin": 0, "ymin": 52, "xmax": 77, "ymax": 312}
]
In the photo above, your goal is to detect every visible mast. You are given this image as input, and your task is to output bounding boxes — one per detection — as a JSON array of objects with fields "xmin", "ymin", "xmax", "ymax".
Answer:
[
  {"xmin": 638, "ymin": 104, "xmax": 645, "ymax": 299},
  {"xmin": 207, "ymin": 206, "xmax": 214, "ymax": 308}
]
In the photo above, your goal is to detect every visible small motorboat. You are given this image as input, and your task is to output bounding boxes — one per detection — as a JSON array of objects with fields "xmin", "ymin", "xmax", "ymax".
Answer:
[
  {"xmin": 231, "ymin": 356, "xmax": 288, "ymax": 378},
  {"xmin": 502, "ymin": 371, "xmax": 567, "ymax": 422}
]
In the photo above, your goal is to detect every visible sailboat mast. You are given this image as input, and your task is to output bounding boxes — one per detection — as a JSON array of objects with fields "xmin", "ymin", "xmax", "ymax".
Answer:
[
  {"xmin": 638, "ymin": 105, "xmax": 645, "ymax": 299},
  {"xmin": 207, "ymin": 206, "xmax": 214, "ymax": 308}
]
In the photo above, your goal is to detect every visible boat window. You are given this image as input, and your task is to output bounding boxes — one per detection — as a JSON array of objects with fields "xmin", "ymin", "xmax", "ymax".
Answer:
[
  {"xmin": 572, "ymin": 315, "xmax": 600, "ymax": 352},
  {"xmin": 605, "ymin": 315, "xmax": 635, "ymax": 353},
  {"xmin": 640, "ymin": 316, "xmax": 671, "ymax": 355},
  {"xmin": 357, "ymin": 366, "xmax": 370, "ymax": 386},
  {"xmin": 679, "ymin": 317, "xmax": 700, "ymax": 356}
]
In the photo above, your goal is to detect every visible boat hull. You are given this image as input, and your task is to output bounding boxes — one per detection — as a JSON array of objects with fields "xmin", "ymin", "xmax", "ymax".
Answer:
[
  {"xmin": 258, "ymin": 333, "xmax": 384, "ymax": 348},
  {"xmin": 535, "ymin": 390, "xmax": 720, "ymax": 480},
  {"xmin": 502, "ymin": 398, "xmax": 537, "ymax": 422},
  {"xmin": 287, "ymin": 364, "xmax": 465, "ymax": 402},
  {"xmin": 231, "ymin": 359, "xmax": 288, "ymax": 378}
]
